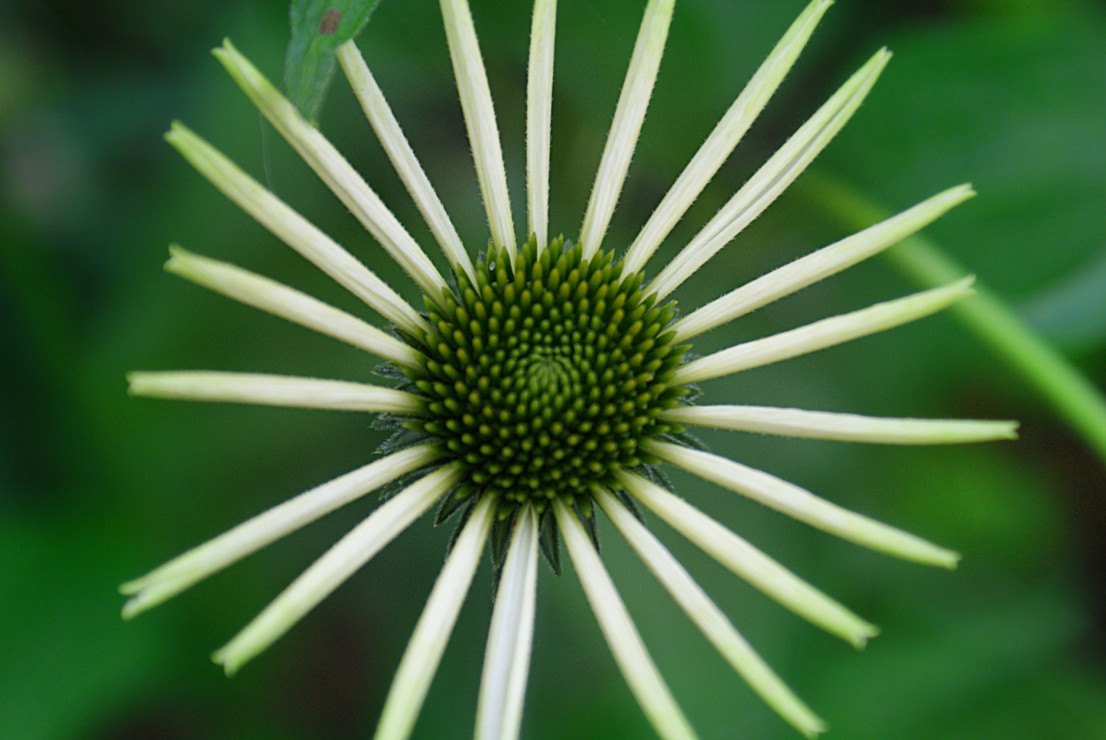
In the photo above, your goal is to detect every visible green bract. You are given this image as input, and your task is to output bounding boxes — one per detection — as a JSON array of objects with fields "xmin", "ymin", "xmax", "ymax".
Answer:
[{"xmin": 407, "ymin": 237, "xmax": 687, "ymax": 515}]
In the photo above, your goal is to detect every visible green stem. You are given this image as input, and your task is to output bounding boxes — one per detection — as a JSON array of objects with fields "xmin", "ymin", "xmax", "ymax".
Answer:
[{"xmin": 799, "ymin": 172, "xmax": 1106, "ymax": 464}]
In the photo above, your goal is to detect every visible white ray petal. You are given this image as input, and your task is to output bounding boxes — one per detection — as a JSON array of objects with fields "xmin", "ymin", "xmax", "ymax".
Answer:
[
  {"xmin": 165, "ymin": 122, "xmax": 426, "ymax": 336},
  {"xmin": 617, "ymin": 470, "xmax": 878, "ymax": 647},
  {"xmin": 674, "ymin": 184, "xmax": 976, "ymax": 341},
  {"xmin": 165, "ymin": 246, "xmax": 422, "ymax": 369},
  {"xmin": 127, "ymin": 372, "xmax": 424, "ymax": 415},
  {"xmin": 660, "ymin": 404, "xmax": 1019, "ymax": 444},
  {"xmin": 337, "ymin": 41, "xmax": 476, "ymax": 284},
  {"xmin": 120, "ymin": 444, "xmax": 441, "ymax": 618},
  {"xmin": 650, "ymin": 49, "xmax": 892, "ymax": 299},
  {"xmin": 375, "ymin": 495, "xmax": 495, "ymax": 740},
  {"xmin": 554, "ymin": 499, "xmax": 698, "ymax": 740},
  {"xmin": 439, "ymin": 0, "xmax": 516, "ymax": 262},
  {"xmin": 621, "ymin": 0, "xmax": 834, "ymax": 276},
  {"xmin": 214, "ymin": 41, "xmax": 447, "ymax": 300},
  {"xmin": 213, "ymin": 464, "xmax": 462, "ymax": 674},
  {"xmin": 579, "ymin": 0, "xmax": 675, "ymax": 261},
  {"xmin": 595, "ymin": 489, "xmax": 826, "ymax": 738},
  {"xmin": 673, "ymin": 277, "xmax": 974, "ymax": 386},
  {"xmin": 526, "ymin": 0, "xmax": 557, "ymax": 253},
  {"xmin": 475, "ymin": 506, "xmax": 539, "ymax": 740},
  {"xmin": 647, "ymin": 440, "xmax": 960, "ymax": 568}
]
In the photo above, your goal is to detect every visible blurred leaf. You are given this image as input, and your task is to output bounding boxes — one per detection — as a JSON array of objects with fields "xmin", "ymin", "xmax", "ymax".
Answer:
[
  {"xmin": 824, "ymin": 4, "xmax": 1106, "ymax": 298},
  {"xmin": 809, "ymin": 584, "xmax": 1086, "ymax": 739},
  {"xmin": 1021, "ymin": 248, "xmax": 1106, "ymax": 356},
  {"xmin": 0, "ymin": 512, "xmax": 170, "ymax": 740},
  {"xmin": 283, "ymin": 0, "xmax": 382, "ymax": 122}
]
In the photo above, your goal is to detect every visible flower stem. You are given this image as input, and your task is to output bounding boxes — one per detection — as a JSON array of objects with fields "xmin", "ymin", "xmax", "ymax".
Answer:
[{"xmin": 800, "ymin": 172, "xmax": 1106, "ymax": 465}]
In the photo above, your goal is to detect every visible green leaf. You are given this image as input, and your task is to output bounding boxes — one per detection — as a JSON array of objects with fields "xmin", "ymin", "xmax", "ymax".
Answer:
[
  {"xmin": 283, "ymin": 0, "xmax": 383, "ymax": 122},
  {"xmin": 1020, "ymin": 249, "xmax": 1106, "ymax": 356}
]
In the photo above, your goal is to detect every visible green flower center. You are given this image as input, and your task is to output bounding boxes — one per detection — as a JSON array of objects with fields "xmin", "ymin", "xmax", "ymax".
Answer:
[{"xmin": 405, "ymin": 237, "xmax": 688, "ymax": 513}]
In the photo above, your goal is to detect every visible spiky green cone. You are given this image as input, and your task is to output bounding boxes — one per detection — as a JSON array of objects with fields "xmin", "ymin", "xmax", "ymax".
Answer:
[{"xmin": 402, "ymin": 237, "xmax": 689, "ymax": 555}]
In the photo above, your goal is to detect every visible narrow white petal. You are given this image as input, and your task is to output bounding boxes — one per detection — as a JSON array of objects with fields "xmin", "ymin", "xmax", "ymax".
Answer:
[
  {"xmin": 214, "ymin": 41, "xmax": 447, "ymax": 300},
  {"xmin": 673, "ymin": 277, "xmax": 975, "ymax": 386},
  {"xmin": 674, "ymin": 184, "xmax": 976, "ymax": 341},
  {"xmin": 595, "ymin": 489, "xmax": 826, "ymax": 738},
  {"xmin": 475, "ymin": 506, "xmax": 539, "ymax": 740},
  {"xmin": 621, "ymin": 0, "xmax": 834, "ymax": 276},
  {"xmin": 661, "ymin": 404, "xmax": 1019, "ymax": 445},
  {"xmin": 439, "ymin": 0, "xmax": 516, "ymax": 261},
  {"xmin": 375, "ymin": 495, "xmax": 495, "ymax": 740},
  {"xmin": 337, "ymin": 42, "xmax": 476, "ymax": 284},
  {"xmin": 579, "ymin": 0, "xmax": 675, "ymax": 260},
  {"xmin": 554, "ymin": 499, "xmax": 698, "ymax": 740},
  {"xmin": 647, "ymin": 440, "xmax": 961, "ymax": 568},
  {"xmin": 526, "ymin": 0, "xmax": 557, "ymax": 252},
  {"xmin": 165, "ymin": 246, "xmax": 422, "ymax": 369},
  {"xmin": 650, "ymin": 49, "xmax": 892, "ymax": 299},
  {"xmin": 213, "ymin": 464, "xmax": 462, "ymax": 674},
  {"xmin": 165, "ymin": 122, "xmax": 426, "ymax": 336},
  {"xmin": 617, "ymin": 470, "xmax": 878, "ymax": 647},
  {"xmin": 120, "ymin": 444, "xmax": 441, "ymax": 618},
  {"xmin": 128, "ymin": 372, "xmax": 424, "ymax": 415}
]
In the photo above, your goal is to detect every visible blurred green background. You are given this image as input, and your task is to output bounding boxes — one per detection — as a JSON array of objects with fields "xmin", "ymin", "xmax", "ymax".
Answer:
[{"xmin": 3, "ymin": 0, "xmax": 1106, "ymax": 737}]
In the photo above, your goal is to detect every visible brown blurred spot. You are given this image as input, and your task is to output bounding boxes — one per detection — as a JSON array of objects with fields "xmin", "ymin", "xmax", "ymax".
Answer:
[{"xmin": 319, "ymin": 9, "xmax": 341, "ymax": 35}]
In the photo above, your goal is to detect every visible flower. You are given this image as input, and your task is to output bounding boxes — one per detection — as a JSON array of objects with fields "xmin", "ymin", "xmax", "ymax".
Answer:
[{"xmin": 122, "ymin": 0, "xmax": 1017, "ymax": 737}]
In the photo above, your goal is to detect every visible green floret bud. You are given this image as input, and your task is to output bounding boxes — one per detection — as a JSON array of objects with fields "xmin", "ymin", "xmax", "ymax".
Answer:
[{"xmin": 404, "ymin": 236, "xmax": 686, "ymax": 516}]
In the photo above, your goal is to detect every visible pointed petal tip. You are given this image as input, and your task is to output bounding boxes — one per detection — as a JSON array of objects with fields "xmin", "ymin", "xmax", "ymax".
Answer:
[
  {"xmin": 125, "ymin": 372, "xmax": 142, "ymax": 395},
  {"xmin": 953, "ymin": 274, "xmax": 977, "ymax": 293},
  {"xmin": 804, "ymin": 0, "xmax": 835, "ymax": 20},
  {"xmin": 164, "ymin": 120, "xmax": 187, "ymax": 142},
  {"xmin": 929, "ymin": 275, "xmax": 976, "ymax": 305},
  {"xmin": 118, "ymin": 577, "xmax": 142, "ymax": 596},
  {"xmin": 800, "ymin": 717, "xmax": 830, "ymax": 740},
  {"xmin": 120, "ymin": 594, "xmax": 148, "ymax": 620},
  {"xmin": 211, "ymin": 651, "xmax": 236, "ymax": 676},
  {"xmin": 855, "ymin": 46, "xmax": 892, "ymax": 75},
  {"xmin": 212, "ymin": 41, "xmax": 249, "ymax": 79},
  {"xmin": 164, "ymin": 122, "xmax": 204, "ymax": 157},
  {"xmin": 866, "ymin": 49, "xmax": 892, "ymax": 80},
  {"xmin": 164, "ymin": 243, "xmax": 187, "ymax": 270},
  {"xmin": 949, "ymin": 418, "xmax": 1020, "ymax": 443},
  {"xmin": 211, "ymin": 645, "xmax": 245, "ymax": 677},
  {"xmin": 851, "ymin": 623, "xmax": 881, "ymax": 650},
  {"xmin": 126, "ymin": 372, "xmax": 163, "ymax": 397},
  {"xmin": 935, "ymin": 182, "xmax": 975, "ymax": 206}
]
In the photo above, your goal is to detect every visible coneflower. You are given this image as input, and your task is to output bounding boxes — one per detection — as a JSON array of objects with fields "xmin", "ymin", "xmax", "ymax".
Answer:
[{"xmin": 122, "ymin": 1, "xmax": 1016, "ymax": 737}]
